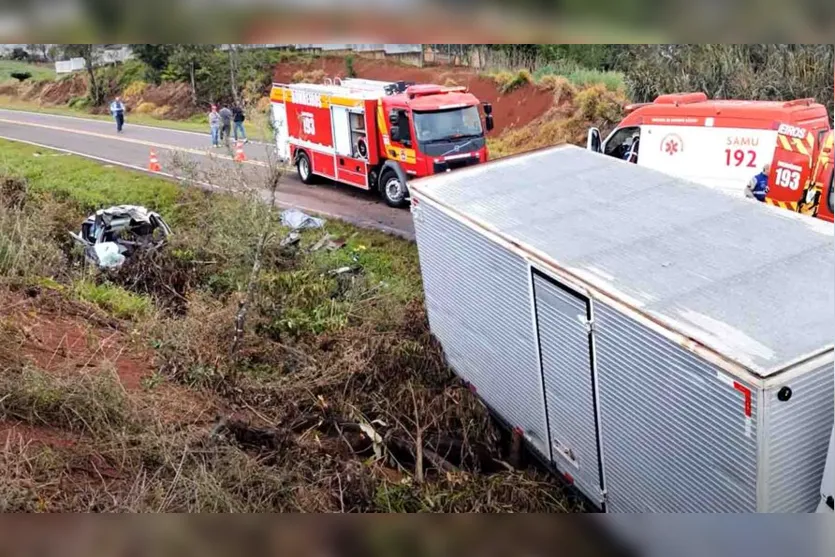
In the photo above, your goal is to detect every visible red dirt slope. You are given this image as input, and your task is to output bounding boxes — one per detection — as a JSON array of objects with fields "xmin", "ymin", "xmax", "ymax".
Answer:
[{"xmin": 273, "ymin": 57, "xmax": 554, "ymax": 135}]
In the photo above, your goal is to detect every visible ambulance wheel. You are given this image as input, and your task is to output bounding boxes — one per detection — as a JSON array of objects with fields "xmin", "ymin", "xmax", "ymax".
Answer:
[
  {"xmin": 380, "ymin": 169, "xmax": 408, "ymax": 208},
  {"xmin": 296, "ymin": 151, "xmax": 314, "ymax": 185}
]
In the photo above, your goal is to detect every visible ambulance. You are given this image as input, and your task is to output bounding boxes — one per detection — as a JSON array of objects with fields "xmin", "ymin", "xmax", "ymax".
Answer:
[
  {"xmin": 270, "ymin": 78, "xmax": 493, "ymax": 207},
  {"xmin": 586, "ymin": 92, "xmax": 831, "ymax": 199}
]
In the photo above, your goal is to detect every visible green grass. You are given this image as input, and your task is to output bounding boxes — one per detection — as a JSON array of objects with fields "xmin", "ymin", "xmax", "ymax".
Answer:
[
  {"xmin": 73, "ymin": 280, "xmax": 152, "ymax": 320},
  {"xmin": 533, "ymin": 63, "xmax": 625, "ymax": 92},
  {"xmin": 0, "ymin": 138, "xmax": 184, "ymax": 218},
  {"xmin": 0, "ymin": 60, "xmax": 56, "ymax": 82}
]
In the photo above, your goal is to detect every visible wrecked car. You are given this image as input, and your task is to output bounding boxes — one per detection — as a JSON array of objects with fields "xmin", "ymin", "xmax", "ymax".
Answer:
[{"xmin": 69, "ymin": 205, "xmax": 172, "ymax": 269}]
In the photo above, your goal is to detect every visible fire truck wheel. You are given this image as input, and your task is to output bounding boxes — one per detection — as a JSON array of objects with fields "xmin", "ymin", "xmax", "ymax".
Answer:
[
  {"xmin": 380, "ymin": 170, "xmax": 408, "ymax": 208},
  {"xmin": 296, "ymin": 151, "xmax": 315, "ymax": 185}
]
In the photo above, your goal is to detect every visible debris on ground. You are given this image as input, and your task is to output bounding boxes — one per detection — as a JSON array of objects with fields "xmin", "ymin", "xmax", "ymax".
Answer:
[
  {"xmin": 310, "ymin": 233, "xmax": 347, "ymax": 252},
  {"xmin": 279, "ymin": 231, "xmax": 301, "ymax": 247},
  {"xmin": 280, "ymin": 208, "xmax": 325, "ymax": 230},
  {"xmin": 327, "ymin": 265, "xmax": 361, "ymax": 277},
  {"xmin": 69, "ymin": 205, "xmax": 171, "ymax": 269}
]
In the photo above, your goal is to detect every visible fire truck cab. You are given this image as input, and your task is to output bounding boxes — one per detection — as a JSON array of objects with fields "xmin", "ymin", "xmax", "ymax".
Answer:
[
  {"xmin": 586, "ymin": 93, "xmax": 831, "ymax": 199},
  {"xmin": 270, "ymin": 78, "xmax": 493, "ymax": 207}
]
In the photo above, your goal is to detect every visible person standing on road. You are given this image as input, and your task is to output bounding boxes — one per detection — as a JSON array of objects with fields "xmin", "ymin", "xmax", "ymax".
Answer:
[
  {"xmin": 110, "ymin": 96, "xmax": 126, "ymax": 134},
  {"xmin": 232, "ymin": 103, "xmax": 248, "ymax": 143},
  {"xmin": 219, "ymin": 105, "xmax": 233, "ymax": 146},
  {"xmin": 209, "ymin": 104, "xmax": 221, "ymax": 148},
  {"xmin": 745, "ymin": 163, "xmax": 770, "ymax": 202}
]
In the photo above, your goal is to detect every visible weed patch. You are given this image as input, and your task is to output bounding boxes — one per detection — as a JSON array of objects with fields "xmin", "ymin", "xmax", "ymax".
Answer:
[{"xmin": 73, "ymin": 280, "xmax": 152, "ymax": 320}]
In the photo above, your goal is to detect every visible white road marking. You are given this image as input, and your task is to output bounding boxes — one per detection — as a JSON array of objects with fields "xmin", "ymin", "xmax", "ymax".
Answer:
[
  {"xmin": 0, "ymin": 107, "xmax": 271, "ymax": 145},
  {"xmin": 0, "ymin": 117, "xmax": 269, "ymax": 167}
]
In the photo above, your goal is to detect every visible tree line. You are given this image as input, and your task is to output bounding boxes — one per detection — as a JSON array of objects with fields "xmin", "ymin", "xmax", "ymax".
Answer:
[{"xmin": 440, "ymin": 44, "xmax": 834, "ymax": 116}]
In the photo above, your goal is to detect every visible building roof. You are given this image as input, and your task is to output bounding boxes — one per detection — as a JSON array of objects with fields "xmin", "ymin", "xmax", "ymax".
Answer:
[{"xmin": 410, "ymin": 145, "xmax": 834, "ymax": 377}]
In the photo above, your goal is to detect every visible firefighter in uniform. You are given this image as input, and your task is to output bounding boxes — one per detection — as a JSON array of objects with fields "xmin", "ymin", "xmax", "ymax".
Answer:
[{"xmin": 746, "ymin": 163, "xmax": 770, "ymax": 202}]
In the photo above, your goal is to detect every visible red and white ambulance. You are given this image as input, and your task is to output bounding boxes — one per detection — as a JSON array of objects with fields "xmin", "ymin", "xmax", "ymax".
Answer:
[
  {"xmin": 270, "ymin": 78, "xmax": 493, "ymax": 207},
  {"xmin": 586, "ymin": 92, "xmax": 831, "ymax": 199}
]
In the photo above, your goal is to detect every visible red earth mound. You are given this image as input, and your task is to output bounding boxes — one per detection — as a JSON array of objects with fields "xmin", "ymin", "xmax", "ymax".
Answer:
[{"xmin": 273, "ymin": 56, "xmax": 554, "ymax": 135}]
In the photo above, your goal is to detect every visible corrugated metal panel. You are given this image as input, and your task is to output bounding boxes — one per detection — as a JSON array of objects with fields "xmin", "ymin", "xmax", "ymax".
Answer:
[
  {"xmin": 594, "ymin": 301, "xmax": 759, "ymax": 512},
  {"xmin": 762, "ymin": 362, "xmax": 834, "ymax": 512},
  {"xmin": 408, "ymin": 145, "xmax": 834, "ymax": 377},
  {"xmin": 533, "ymin": 273, "xmax": 603, "ymax": 504},
  {"xmin": 413, "ymin": 201, "xmax": 549, "ymax": 457}
]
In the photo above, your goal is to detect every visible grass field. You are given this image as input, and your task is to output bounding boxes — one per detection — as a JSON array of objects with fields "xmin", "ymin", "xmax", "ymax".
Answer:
[
  {"xmin": 0, "ymin": 60, "xmax": 56, "ymax": 82},
  {"xmin": 0, "ymin": 138, "xmax": 575, "ymax": 512}
]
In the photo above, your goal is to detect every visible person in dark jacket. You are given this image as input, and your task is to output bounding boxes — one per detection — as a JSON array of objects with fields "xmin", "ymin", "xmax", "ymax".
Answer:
[
  {"xmin": 745, "ymin": 163, "xmax": 770, "ymax": 202},
  {"xmin": 232, "ymin": 104, "xmax": 248, "ymax": 143},
  {"xmin": 219, "ymin": 106, "xmax": 233, "ymax": 144}
]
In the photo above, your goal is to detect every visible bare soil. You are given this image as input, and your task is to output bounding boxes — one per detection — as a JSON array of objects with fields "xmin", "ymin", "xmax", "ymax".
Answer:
[{"xmin": 273, "ymin": 56, "xmax": 555, "ymax": 134}]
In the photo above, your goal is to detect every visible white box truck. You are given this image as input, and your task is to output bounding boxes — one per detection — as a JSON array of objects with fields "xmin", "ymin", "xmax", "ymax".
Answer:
[{"xmin": 409, "ymin": 144, "xmax": 834, "ymax": 512}]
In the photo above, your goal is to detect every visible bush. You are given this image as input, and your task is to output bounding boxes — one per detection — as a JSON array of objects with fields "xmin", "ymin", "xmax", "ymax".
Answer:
[
  {"xmin": 67, "ymin": 95, "xmax": 90, "ymax": 109},
  {"xmin": 10, "ymin": 71, "xmax": 31, "ymax": 82},
  {"xmin": 152, "ymin": 105, "xmax": 173, "ymax": 118},
  {"xmin": 345, "ymin": 54, "xmax": 357, "ymax": 78},
  {"xmin": 135, "ymin": 101, "xmax": 158, "ymax": 114},
  {"xmin": 491, "ymin": 69, "xmax": 531, "ymax": 94},
  {"xmin": 536, "ymin": 75, "xmax": 578, "ymax": 104},
  {"xmin": 123, "ymin": 80, "xmax": 148, "ymax": 99},
  {"xmin": 0, "ymin": 176, "xmax": 66, "ymax": 279}
]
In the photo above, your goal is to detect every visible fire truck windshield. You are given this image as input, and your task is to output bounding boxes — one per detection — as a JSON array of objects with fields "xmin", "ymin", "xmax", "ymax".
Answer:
[
  {"xmin": 413, "ymin": 106, "xmax": 483, "ymax": 143},
  {"xmin": 827, "ymin": 169, "xmax": 833, "ymax": 215}
]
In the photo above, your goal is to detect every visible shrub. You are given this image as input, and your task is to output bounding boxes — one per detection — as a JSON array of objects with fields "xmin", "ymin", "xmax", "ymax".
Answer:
[
  {"xmin": 123, "ymin": 80, "xmax": 148, "ymax": 99},
  {"xmin": 536, "ymin": 75, "xmax": 578, "ymax": 104},
  {"xmin": 68, "ymin": 95, "xmax": 90, "ymax": 109},
  {"xmin": 491, "ymin": 69, "xmax": 531, "ymax": 94},
  {"xmin": 10, "ymin": 71, "xmax": 31, "ymax": 82},
  {"xmin": 135, "ymin": 101, "xmax": 158, "ymax": 114},
  {"xmin": 152, "ymin": 105, "xmax": 172, "ymax": 118},
  {"xmin": 345, "ymin": 54, "xmax": 357, "ymax": 78}
]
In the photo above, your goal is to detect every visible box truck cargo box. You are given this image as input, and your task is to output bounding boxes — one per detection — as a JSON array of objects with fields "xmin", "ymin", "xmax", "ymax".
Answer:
[{"xmin": 409, "ymin": 145, "xmax": 834, "ymax": 513}]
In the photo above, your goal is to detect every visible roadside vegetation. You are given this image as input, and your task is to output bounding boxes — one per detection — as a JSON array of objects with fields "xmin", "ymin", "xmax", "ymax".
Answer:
[
  {"xmin": 0, "ymin": 139, "xmax": 578, "ymax": 512},
  {"xmin": 2, "ymin": 44, "xmax": 831, "ymax": 161}
]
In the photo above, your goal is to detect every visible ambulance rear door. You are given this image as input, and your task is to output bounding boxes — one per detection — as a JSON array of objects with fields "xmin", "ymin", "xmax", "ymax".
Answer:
[{"xmin": 638, "ymin": 118, "xmax": 778, "ymax": 198}]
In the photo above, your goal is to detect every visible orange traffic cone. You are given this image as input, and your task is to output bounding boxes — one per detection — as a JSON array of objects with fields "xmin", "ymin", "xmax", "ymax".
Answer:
[
  {"xmin": 148, "ymin": 148, "xmax": 161, "ymax": 172},
  {"xmin": 234, "ymin": 141, "xmax": 246, "ymax": 162}
]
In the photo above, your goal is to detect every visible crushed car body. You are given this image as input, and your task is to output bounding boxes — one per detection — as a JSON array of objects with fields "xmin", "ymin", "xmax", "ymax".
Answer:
[{"xmin": 69, "ymin": 205, "xmax": 172, "ymax": 269}]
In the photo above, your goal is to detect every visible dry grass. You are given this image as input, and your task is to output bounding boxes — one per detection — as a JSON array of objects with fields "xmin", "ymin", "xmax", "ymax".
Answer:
[
  {"xmin": 489, "ymin": 69, "xmax": 532, "ymax": 94},
  {"xmin": 489, "ymin": 83, "xmax": 628, "ymax": 159},
  {"xmin": 291, "ymin": 70, "xmax": 326, "ymax": 84},
  {"xmin": 134, "ymin": 101, "xmax": 158, "ymax": 114},
  {"xmin": 0, "ymin": 152, "xmax": 579, "ymax": 513}
]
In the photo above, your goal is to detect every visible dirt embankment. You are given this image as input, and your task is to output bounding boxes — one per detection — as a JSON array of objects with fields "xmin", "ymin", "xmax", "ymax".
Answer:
[
  {"xmin": 0, "ymin": 55, "xmax": 627, "ymax": 157},
  {"xmin": 274, "ymin": 57, "xmax": 556, "ymax": 135}
]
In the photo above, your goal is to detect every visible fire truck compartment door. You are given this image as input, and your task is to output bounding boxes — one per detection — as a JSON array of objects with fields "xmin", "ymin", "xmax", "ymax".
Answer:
[
  {"xmin": 271, "ymin": 102, "xmax": 289, "ymax": 161},
  {"xmin": 331, "ymin": 106, "xmax": 353, "ymax": 157},
  {"xmin": 767, "ymin": 127, "xmax": 815, "ymax": 206}
]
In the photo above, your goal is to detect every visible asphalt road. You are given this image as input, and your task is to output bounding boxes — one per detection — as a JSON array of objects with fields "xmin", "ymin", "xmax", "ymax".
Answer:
[{"xmin": 0, "ymin": 108, "xmax": 415, "ymax": 239}]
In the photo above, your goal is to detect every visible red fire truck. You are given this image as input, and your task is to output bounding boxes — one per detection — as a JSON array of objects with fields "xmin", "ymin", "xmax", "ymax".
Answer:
[{"xmin": 269, "ymin": 78, "xmax": 494, "ymax": 207}]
